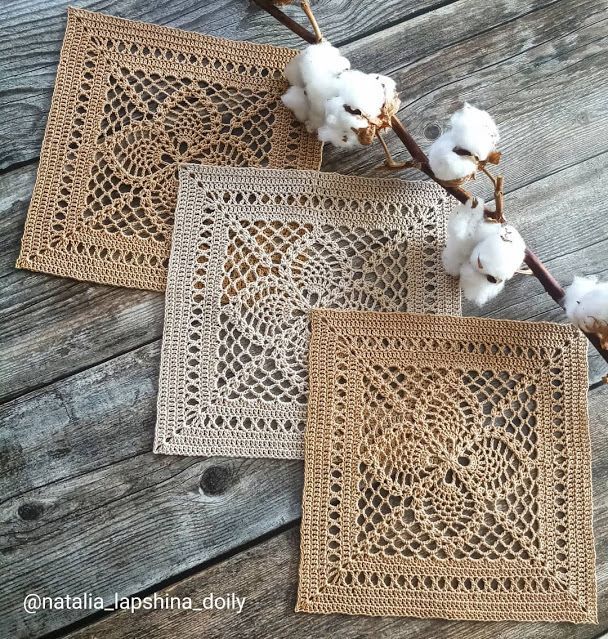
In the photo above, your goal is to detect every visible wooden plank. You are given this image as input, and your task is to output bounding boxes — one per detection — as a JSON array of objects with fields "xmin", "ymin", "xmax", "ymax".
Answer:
[
  {"xmin": 0, "ymin": 3, "xmax": 606, "ymax": 635},
  {"xmin": 64, "ymin": 385, "xmax": 608, "ymax": 638},
  {"xmin": 0, "ymin": 341, "xmax": 161, "ymax": 500},
  {"xmin": 2, "ymin": 0, "xmax": 608, "ymax": 401},
  {"xmin": 0, "ymin": 340, "xmax": 304, "ymax": 637},
  {"xmin": 0, "ymin": 164, "xmax": 165, "ymax": 403},
  {"xmin": 0, "ymin": 0, "xmax": 448, "ymax": 171}
]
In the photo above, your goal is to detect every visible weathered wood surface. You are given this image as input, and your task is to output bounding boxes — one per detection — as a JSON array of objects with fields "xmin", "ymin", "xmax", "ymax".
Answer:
[
  {"xmin": 69, "ymin": 384, "xmax": 608, "ymax": 639},
  {"xmin": 2, "ymin": 0, "xmax": 607, "ymax": 403},
  {"xmin": 0, "ymin": 0, "xmax": 607, "ymax": 637}
]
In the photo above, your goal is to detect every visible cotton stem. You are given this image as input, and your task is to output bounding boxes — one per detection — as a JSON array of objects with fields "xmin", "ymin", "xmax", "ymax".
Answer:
[
  {"xmin": 300, "ymin": 1, "xmax": 323, "ymax": 42},
  {"xmin": 251, "ymin": 0, "xmax": 318, "ymax": 44}
]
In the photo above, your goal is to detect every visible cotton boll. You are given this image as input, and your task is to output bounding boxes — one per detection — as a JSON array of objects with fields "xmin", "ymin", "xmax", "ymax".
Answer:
[
  {"xmin": 317, "ymin": 101, "xmax": 360, "ymax": 146},
  {"xmin": 317, "ymin": 96, "xmax": 364, "ymax": 147},
  {"xmin": 313, "ymin": 70, "xmax": 388, "ymax": 148},
  {"xmin": 281, "ymin": 85, "xmax": 309, "ymax": 122},
  {"xmin": 281, "ymin": 41, "xmax": 399, "ymax": 148},
  {"xmin": 473, "ymin": 217, "xmax": 503, "ymax": 245},
  {"xmin": 449, "ymin": 103, "xmax": 499, "ymax": 160},
  {"xmin": 442, "ymin": 240, "xmax": 467, "ymax": 277},
  {"xmin": 374, "ymin": 74, "xmax": 398, "ymax": 103},
  {"xmin": 428, "ymin": 103, "xmax": 499, "ymax": 181},
  {"xmin": 460, "ymin": 261, "xmax": 505, "ymax": 306},
  {"xmin": 337, "ymin": 70, "xmax": 386, "ymax": 120},
  {"xmin": 298, "ymin": 42, "xmax": 350, "ymax": 85},
  {"xmin": 301, "ymin": 73, "xmax": 345, "ymax": 132},
  {"xmin": 576, "ymin": 287, "xmax": 608, "ymax": 330},
  {"xmin": 564, "ymin": 276, "xmax": 608, "ymax": 346},
  {"xmin": 428, "ymin": 133, "xmax": 478, "ymax": 182},
  {"xmin": 317, "ymin": 123, "xmax": 360, "ymax": 147},
  {"xmin": 284, "ymin": 55, "xmax": 304, "ymax": 88},
  {"xmin": 564, "ymin": 276, "xmax": 599, "ymax": 320},
  {"xmin": 470, "ymin": 224, "xmax": 525, "ymax": 283},
  {"xmin": 442, "ymin": 199, "xmax": 486, "ymax": 276},
  {"xmin": 284, "ymin": 41, "xmax": 350, "ymax": 88},
  {"xmin": 577, "ymin": 289, "xmax": 608, "ymax": 348},
  {"xmin": 447, "ymin": 198, "xmax": 486, "ymax": 243}
]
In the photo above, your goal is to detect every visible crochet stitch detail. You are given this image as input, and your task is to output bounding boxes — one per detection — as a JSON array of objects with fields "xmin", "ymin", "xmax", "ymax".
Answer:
[
  {"xmin": 16, "ymin": 8, "xmax": 322, "ymax": 291},
  {"xmin": 154, "ymin": 166, "xmax": 460, "ymax": 459},
  {"xmin": 298, "ymin": 309, "xmax": 596, "ymax": 622}
]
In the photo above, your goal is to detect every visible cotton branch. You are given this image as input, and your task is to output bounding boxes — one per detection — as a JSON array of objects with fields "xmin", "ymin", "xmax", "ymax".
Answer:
[{"xmin": 252, "ymin": 0, "xmax": 608, "ymax": 367}]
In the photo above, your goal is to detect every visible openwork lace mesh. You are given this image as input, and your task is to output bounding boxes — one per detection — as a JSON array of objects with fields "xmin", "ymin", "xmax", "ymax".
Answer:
[
  {"xmin": 16, "ymin": 8, "xmax": 322, "ymax": 290},
  {"xmin": 154, "ymin": 166, "xmax": 460, "ymax": 459},
  {"xmin": 298, "ymin": 310, "xmax": 596, "ymax": 622}
]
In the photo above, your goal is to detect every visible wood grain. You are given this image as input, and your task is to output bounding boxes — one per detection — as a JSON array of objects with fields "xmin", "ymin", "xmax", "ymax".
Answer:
[
  {"xmin": 65, "ymin": 384, "xmax": 608, "ymax": 639},
  {"xmin": 0, "ymin": 0, "xmax": 607, "ymax": 637},
  {"xmin": 1, "ymin": 0, "xmax": 607, "ymax": 402},
  {"xmin": 0, "ymin": 341, "xmax": 303, "ymax": 637}
]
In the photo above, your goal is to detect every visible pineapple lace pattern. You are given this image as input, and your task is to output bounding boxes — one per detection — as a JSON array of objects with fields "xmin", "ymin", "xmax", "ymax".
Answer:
[
  {"xmin": 298, "ymin": 310, "xmax": 596, "ymax": 622},
  {"xmin": 16, "ymin": 8, "xmax": 322, "ymax": 291},
  {"xmin": 154, "ymin": 166, "xmax": 460, "ymax": 459}
]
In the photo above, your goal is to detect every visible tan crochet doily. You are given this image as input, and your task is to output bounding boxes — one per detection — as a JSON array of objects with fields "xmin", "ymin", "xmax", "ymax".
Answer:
[
  {"xmin": 298, "ymin": 310, "xmax": 596, "ymax": 622},
  {"xmin": 154, "ymin": 166, "xmax": 460, "ymax": 459},
  {"xmin": 17, "ymin": 8, "xmax": 322, "ymax": 290}
]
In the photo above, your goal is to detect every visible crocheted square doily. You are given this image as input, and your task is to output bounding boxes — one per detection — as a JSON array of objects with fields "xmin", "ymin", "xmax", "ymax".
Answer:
[
  {"xmin": 154, "ymin": 166, "xmax": 460, "ymax": 459},
  {"xmin": 17, "ymin": 8, "xmax": 322, "ymax": 290},
  {"xmin": 298, "ymin": 310, "xmax": 596, "ymax": 622}
]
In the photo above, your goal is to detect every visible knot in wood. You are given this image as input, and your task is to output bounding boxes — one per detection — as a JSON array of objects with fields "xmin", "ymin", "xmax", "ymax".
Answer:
[
  {"xmin": 423, "ymin": 123, "xmax": 442, "ymax": 140},
  {"xmin": 199, "ymin": 465, "xmax": 233, "ymax": 496},
  {"xmin": 18, "ymin": 502, "xmax": 44, "ymax": 521}
]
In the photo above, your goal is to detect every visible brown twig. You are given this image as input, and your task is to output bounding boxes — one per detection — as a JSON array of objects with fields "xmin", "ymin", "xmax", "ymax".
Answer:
[
  {"xmin": 250, "ymin": 0, "xmax": 318, "ymax": 44},
  {"xmin": 252, "ymin": 2, "xmax": 608, "ymax": 367},
  {"xmin": 479, "ymin": 163, "xmax": 497, "ymax": 187},
  {"xmin": 494, "ymin": 175, "xmax": 504, "ymax": 223},
  {"xmin": 391, "ymin": 115, "xmax": 608, "ymax": 363},
  {"xmin": 300, "ymin": 1, "xmax": 323, "ymax": 42},
  {"xmin": 376, "ymin": 131, "xmax": 418, "ymax": 169}
]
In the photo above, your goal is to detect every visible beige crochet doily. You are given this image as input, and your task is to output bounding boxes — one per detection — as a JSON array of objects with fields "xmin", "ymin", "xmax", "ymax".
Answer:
[
  {"xmin": 17, "ymin": 8, "xmax": 322, "ymax": 290},
  {"xmin": 154, "ymin": 166, "xmax": 460, "ymax": 459},
  {"xmin": 298, "ymin": 309, "xmax": 596, "ymax": 622}
]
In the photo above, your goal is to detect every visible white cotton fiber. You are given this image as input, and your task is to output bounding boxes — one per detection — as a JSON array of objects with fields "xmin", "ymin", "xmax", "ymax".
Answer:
[
  {"xmin": 469, "ymin": 224, "xmax": 525, "ymax": 282},
  {"xmin": 281, "ymin": 42, "xmax": 399, "ymax": 147},
  {"xmin": 428, "ymin": 134, "xmax": 478, "ymax": 182},
  {"xmin": 564, "ymin": 276, "xmax": 608, "ymax": 338},
  {"xmin": 281, "ymin": 85, "xmax": 309, "ymax": 122},
  {"xmin": 443, "ymin": 199, "xmax": 526, "ymax": 306},
  {"xmin": 375, "ymin": 74, "xmax": 398, "ymax": 103},
  {"xmin": 317, "ymin": 96, "xmax": 363, "ymax": 147},
  {"xmin": 299, "ymin": 41, "xmax": 350, "ymax": 85},
  {"xmin": 564, "ymin": 276, "xmax": 598, "ymax": 320},
  {"xmin": 284, "ymin": 41, "xmax": 350, "ymax": 88},
  {"xmin": 338, "ymin": 69, "xmax": 386, "ymax": 120},
  {"xmin": 449, "ymin": 102, "xmax": 499, "ymax": 160},
  {"xmin": 428, "ymin": 103, "xmax": 499, "ymax": 182},
  {"xmin": 442, "ymin": 198, "xmax": 487, "ymax": 276},
  {"xmin": 459, "ymin": 262, "xmax": 505, "ymax": 306}
]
